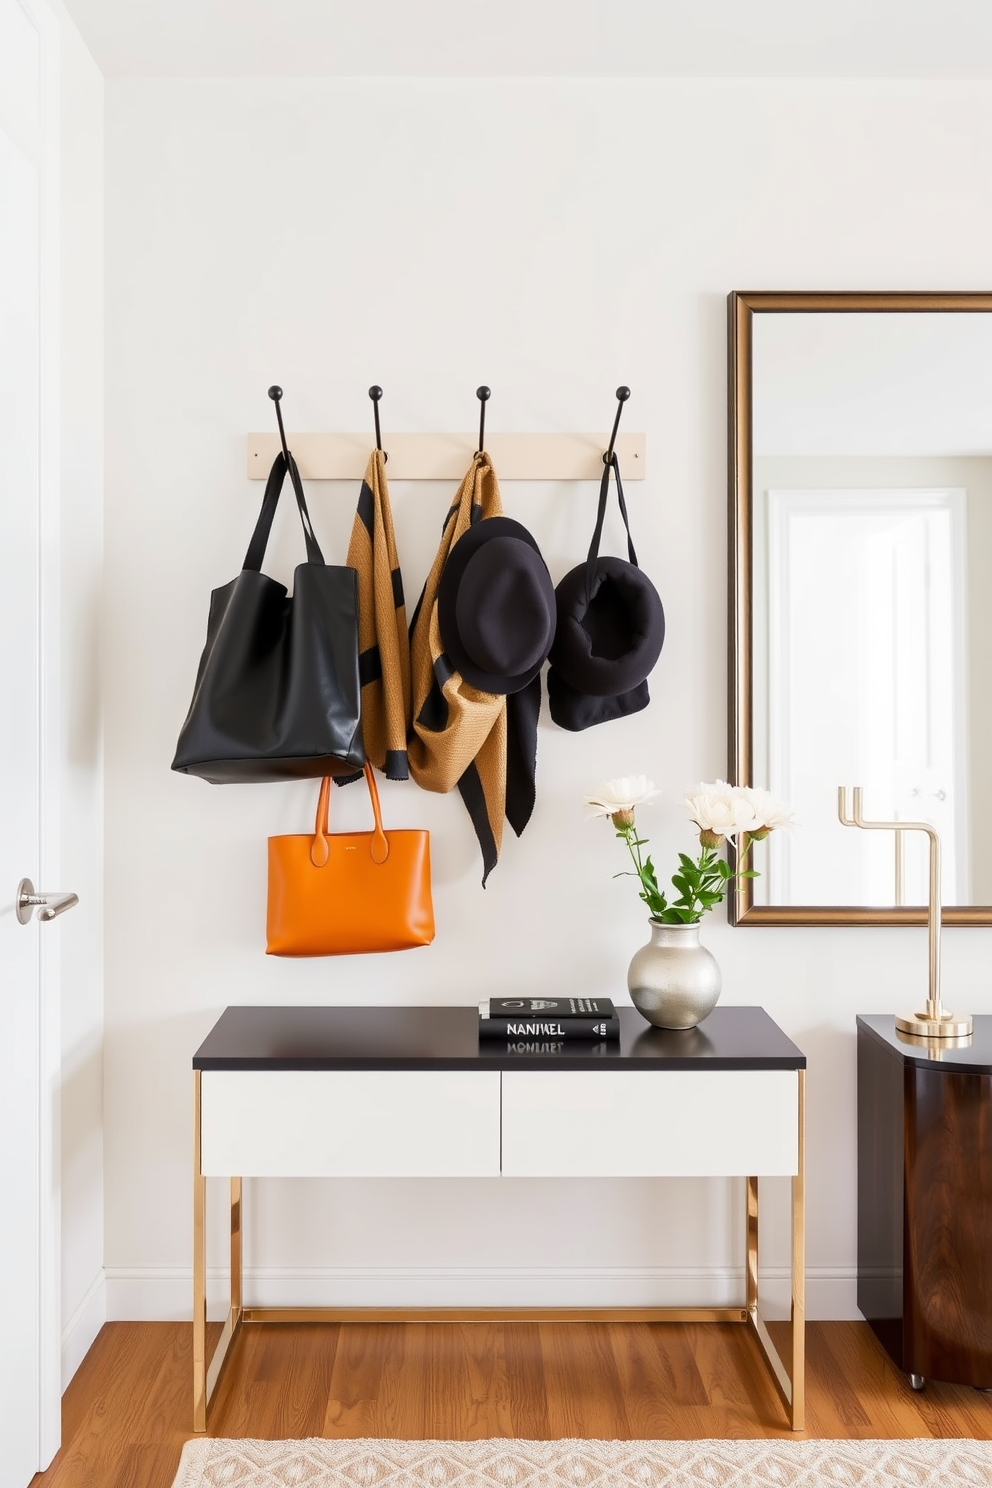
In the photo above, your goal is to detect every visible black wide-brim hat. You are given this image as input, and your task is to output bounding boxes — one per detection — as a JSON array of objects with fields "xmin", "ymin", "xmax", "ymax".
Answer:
[
  {"xmin": 438, "ymin": 515, "xmax": 557, "ymax": 694},
  {"xmin": 547, "ymin": 556, "xmax": 665, "ymax": 731}
]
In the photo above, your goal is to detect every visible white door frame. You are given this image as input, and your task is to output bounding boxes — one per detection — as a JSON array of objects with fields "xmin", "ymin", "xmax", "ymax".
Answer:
[
  {"xmin": 1, "ymin": 0, "xmax": 63, "ymax": 1468},
  {"xmin": 35, "ymin": 0, "xmax": 62, "ymax": 1457}
]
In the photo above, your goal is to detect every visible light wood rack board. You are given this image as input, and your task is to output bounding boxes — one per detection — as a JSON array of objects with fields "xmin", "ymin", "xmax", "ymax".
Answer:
[{"xmin": 246, "ymin": 431, "xmax": 646, "ymax": 482}]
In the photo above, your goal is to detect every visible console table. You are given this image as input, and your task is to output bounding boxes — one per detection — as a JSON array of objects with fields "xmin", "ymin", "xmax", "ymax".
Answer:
[{"xmin": 192, "ymin": 1004, "xmax": 806, "ymax": 1430}]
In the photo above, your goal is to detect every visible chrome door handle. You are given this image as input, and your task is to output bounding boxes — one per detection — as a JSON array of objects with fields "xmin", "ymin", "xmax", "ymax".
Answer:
[{"xmin": 16, "ymin": 877, "xmax": 79, "ymax": 924}]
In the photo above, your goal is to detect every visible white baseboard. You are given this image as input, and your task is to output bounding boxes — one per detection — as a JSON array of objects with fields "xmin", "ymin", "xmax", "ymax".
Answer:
[
  {"xmin": 61, "ymin": 1268, "xmax": 107, "ymax": 1391},
  {"xmin": 106, "ymin": 1265, "xmax": 859, "ymax": 1322}
]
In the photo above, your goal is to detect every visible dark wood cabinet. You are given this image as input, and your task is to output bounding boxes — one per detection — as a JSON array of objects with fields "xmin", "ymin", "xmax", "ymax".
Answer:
[{"xmin": 857, "ymin": 1015, "xmax": 992, "ymax": 1388}]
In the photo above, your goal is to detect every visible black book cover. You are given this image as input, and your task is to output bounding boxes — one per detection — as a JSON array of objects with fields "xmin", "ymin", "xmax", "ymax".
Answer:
[
  {"xmin": 478, "ymin": 1015, "xmax": 621, "ymax": 1041},
  {"xmin": 479, "ymin": 997, "xmax": 616, "ymax": 1020},
  {"xmin": 498, "ymin": 1039, "xmax": 612, "ymax": 1056}
]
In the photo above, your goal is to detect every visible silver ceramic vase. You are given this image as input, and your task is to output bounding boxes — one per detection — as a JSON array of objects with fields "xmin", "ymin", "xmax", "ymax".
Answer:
[{"xmin": 627, "ymin": 919, "xmax": 721, "ymax": 1030}]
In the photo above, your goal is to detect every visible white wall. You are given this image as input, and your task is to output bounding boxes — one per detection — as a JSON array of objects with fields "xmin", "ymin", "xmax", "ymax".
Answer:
[
  {"xmin": 56, "ymin": 1, "xmax": 105, "ymax": 1387},
  {"xmin": 103, "ymin": 76, "xmax": 992, "ymax": 1323},
  {"xmin": 752, "ymin": 312, "xmax": 992, "ymax": 456}
]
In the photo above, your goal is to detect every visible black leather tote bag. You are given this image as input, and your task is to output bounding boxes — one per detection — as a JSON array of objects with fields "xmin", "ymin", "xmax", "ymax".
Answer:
[{"xmin": 172, "ymin": 452, "xmax": 365, "ymax": 783}]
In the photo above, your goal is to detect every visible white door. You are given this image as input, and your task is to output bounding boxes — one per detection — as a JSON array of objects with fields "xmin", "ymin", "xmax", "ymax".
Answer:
[
  {"xmin": 764, "ymin": 488, "xmax": 968, "ymax": 907},
  {"xmin": 0, "ymin": 0, "xmax": 62, "ymax": 1479}
]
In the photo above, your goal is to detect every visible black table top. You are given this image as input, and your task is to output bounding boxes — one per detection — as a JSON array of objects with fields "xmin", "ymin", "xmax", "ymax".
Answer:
[
  {"xmin": 857, "ymin": 1013, "xmax": 992, "ymax": 1075},
  {"xmin": 193, "ymin": 1005, "xmax": 806, "ymax": 1072}
]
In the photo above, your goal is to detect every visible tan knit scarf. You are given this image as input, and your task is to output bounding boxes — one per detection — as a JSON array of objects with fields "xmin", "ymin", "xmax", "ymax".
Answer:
[
  {"xmin": 408, "ymin": 452, "xmax": 508, "ymax": 884},
  {"xmin": 345, "ymin": 449, "xmax": 411, "ymax": 779}
]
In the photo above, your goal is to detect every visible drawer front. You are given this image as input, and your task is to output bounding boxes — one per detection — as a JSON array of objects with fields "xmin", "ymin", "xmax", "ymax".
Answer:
[
  {"xmin": 200, "ymin": 1070, "xmax": 501, "ymax": 1177},
  {"xmin": 501, "ymin": 1070, "xmax": 799, "ymax": 1177}
]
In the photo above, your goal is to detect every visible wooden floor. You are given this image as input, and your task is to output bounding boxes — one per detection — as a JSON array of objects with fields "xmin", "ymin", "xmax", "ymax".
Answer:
[{"xmin": 31, "ymin": 1320, "xmax": 992, "ymax": 1488}]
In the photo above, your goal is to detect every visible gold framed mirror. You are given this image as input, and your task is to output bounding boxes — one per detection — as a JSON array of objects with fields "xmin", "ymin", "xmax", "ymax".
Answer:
[{"xmin": 729, "ymin": 291, "xmax": 992, "ymax": 925}]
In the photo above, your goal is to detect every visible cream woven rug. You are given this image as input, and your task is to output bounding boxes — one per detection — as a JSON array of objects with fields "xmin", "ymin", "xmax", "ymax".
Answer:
[{"xmin": 171, "ymin": 1437, "xmax": 992, "ymax": 1488}]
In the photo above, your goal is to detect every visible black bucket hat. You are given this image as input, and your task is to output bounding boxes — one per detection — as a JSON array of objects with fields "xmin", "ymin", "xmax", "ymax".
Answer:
[
  {"xmin": 548, "ymin": 455, "xmax": 665, "ymax": 731},
  {"xmin": 438, "ymin": 515, "xmax": 557, "ymax": 695}
]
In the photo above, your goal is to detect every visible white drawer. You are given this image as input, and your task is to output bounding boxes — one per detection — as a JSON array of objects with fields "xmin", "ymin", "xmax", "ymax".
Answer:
[
  {"xmin": 200, "ymin": 1070, "xmax": 501, "ymax": 1177},
  {"xmin": 500, "ymin": 1070, "xmax": 799, "ymax": 1177}
]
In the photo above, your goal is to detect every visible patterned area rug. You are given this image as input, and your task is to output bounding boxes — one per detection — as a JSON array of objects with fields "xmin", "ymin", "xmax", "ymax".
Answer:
[{"xmin": 170, "ymin": 1437, "xmax": 992, "ymax": 1488}]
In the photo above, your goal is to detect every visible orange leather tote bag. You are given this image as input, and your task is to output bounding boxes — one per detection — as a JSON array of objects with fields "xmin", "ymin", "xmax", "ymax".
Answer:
[{"xmin": 266, "ymin": 765, "xmax": 435, "ymax": 956}]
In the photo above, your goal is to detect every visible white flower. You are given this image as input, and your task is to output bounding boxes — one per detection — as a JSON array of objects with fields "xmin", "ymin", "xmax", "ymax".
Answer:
[
  {"xmin": 683, "ymin": 780, "xmax": 759, "ymax": 842},
  {"xmin": 737, "ymin": 785, "xmax": 794, "ymax": 834},
  {"xmin": 584, "ymin": 776, "xmax": 660, "ymax": 818}
]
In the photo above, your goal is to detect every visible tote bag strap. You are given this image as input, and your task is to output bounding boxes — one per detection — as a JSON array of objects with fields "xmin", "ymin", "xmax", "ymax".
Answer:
[
  {"xmin": 310, "ymin": 764, "xmax": 389, "ymax": 867},
  {"xmin": 583, "ymin": 452, "xmax": 638, "ymax": 605},
  {"xmin": 243, "ymin": 450, "xmax": 325, "ymax": 572}
]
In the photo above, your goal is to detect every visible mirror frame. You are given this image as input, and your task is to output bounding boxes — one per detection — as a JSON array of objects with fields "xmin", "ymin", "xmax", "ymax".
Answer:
[{"xmin": 728, "ymin": 289, "xmax": 992, "ymax": 926}]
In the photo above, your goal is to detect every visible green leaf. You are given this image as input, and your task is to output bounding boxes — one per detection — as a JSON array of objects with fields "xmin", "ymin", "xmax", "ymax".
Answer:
[
  {"xmin": 640, "ymin": 885, "xmax": 668, "ymax": 914},
  {"xmin": 671, "ymin": 905, "xmax": 697, "ymax": 923}
]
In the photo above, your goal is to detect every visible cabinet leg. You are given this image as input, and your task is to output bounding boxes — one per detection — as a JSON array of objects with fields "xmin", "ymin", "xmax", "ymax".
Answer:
[{"xmin": 909, "ymin": 1374, "xmax": 926, "ymax": 1391}]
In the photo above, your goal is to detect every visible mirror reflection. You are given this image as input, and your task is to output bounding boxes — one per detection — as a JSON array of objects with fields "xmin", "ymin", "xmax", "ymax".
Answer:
[{"xmin": 746, "ymin": 307, "xmax": 992, "ymax": 913}]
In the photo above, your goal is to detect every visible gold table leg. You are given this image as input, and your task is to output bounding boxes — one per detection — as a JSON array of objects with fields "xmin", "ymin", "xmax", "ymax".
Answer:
[
  {"xmin": 231, "ymin": 1176, "xmax": 243, "ymax": 1314},
  {"xmin": 791, "ymin": 1068, "xmax": 806, "ymax": 1429},
  {"xmin": 193, "ymin": 1073, "xmax": 245, "ymax": 1432},
  {"xmin": 192, "ymin": 1072, "xmax": 206, "ymax": 1432},
  {"xmin": 746, "ymin": 1173, "xmax": 759, "ymax": 1314},
  {"xmin": 746, "ymin": 1068, "xmax": 806, "ymax": 1431}
]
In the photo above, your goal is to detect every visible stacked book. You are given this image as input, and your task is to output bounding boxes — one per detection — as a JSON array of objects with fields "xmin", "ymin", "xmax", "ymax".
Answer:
[{"xmin": 478, "ymin": 996, "xmax": 620, "ymax": 1045}]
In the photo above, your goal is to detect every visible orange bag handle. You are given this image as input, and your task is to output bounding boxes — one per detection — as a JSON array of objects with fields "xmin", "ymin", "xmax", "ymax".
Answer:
[{"xmin": 310, "ymin": 764, "xmax": 389, "ymax": 868}]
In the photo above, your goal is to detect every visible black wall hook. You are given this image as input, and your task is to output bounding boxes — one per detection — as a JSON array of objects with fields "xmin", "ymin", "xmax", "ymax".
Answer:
[
  {"xmin": 368, "ymin": 385, "xmax": 387, "ymax": 461},
  {"xmin": 604, "ymin": 385, "xmax": 631, "ymax": 466},
  {"xmin": 268, "ymin": 385, "xmax": 291, "ymax": 466},
  {"xmin": 476, "ymin": 386, "xmax": 491, "ymax": 455}
]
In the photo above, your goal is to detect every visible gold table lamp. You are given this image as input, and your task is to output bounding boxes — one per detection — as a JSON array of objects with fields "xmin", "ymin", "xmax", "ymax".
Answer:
[{"xmin": 838, "ymin": 786, "xmax": 972, "ymax": 1039}]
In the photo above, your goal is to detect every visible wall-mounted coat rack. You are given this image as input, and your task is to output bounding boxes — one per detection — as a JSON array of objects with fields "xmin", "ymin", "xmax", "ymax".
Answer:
[
  {"xmin": 246, "ymin": 430, "xmax": 646, "ymax": 482},
  {"xmin": 249, "ymin": 385, "xmax": 646, "ymax": 481}
]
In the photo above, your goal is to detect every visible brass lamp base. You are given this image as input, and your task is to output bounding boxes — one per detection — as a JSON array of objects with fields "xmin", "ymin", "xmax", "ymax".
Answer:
[
  {"xmin": 895, "ymin": 1009, "xmax": 973, "ymax": 1039},
  {"xmin": 837, "ymin": 790, "xmax": 972, "ymax": 1046}
]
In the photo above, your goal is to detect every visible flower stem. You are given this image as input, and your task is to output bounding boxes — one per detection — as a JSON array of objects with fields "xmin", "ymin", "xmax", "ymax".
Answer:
[
  {"xmin": 734, "ymin": 834, "xmax": 755, "ymax": 874},
  {"xmin": 623, "ymin": 826, "xmax": 644, "ymax": 881}
]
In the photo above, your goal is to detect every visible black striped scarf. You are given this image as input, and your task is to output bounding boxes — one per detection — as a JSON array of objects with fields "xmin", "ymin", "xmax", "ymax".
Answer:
[
  {"xmin": 345, "ymin": 449, "xmax": 411, "ymax": 779},
  {"xmin": 408, "ymin": 452, "xmax": 539, "ymax": 885}
]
